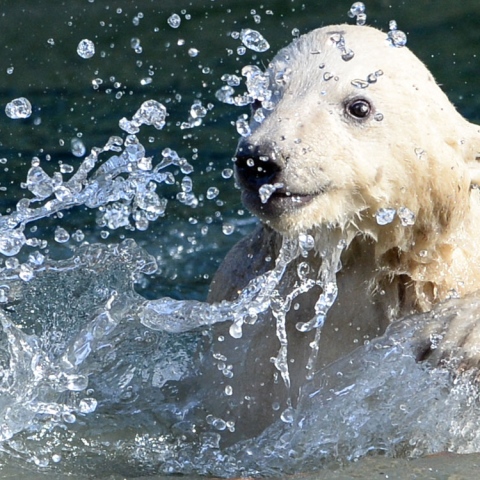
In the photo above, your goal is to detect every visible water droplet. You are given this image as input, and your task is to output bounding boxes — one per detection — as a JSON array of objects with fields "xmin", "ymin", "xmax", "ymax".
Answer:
[
  {"xmin": 348, "ymin": 2, "xmax": 365, "ymax": 17},
  {"xmin": 77, "ymin": 39, "xmax": 95, "ymax": 59},
  {"xmin": 351, "ymin": 79, "xmax": 369, "ymax": 89},
  {"xmin": 348, "ymin": 2, "xmax": 367, "ymax": 25},
  {"xmin": 387, "ymin": 20, "xmax": 407, "ymax": 47},
  {"xmin": 375, "ymin": 207, "xmax": 396, "ymax": 225},
  {"xmin": 414, "ymin": 148, "xmax": 426, "ymax": 160},
  {"xmin": 398, "ymin": 206, "xmax": 416, "ymax": 226},
  {"xmin": 222, "ymin": 223, "xmax": 235, "ymax": 235},
  {"xmin": 19, "ymin": 264, "xmax": 34, "ymax": 282},
  {"xmin": 188, "ymin": 48, "xmax": 199, "ymax": 57},
  {"xmin": 299, "ymin": 233, "xmax": 315, "ymax": 253},
  {"xmin": 79, "ymin": 397, "xmax": 98, "ymax": 414},
  {"xmin": 5, "ymin": 97, "xmax": 32, "ymax": 119},
  {"xmin": 374, "ymin": 113, "xmax": 384, "ymax": 121},
  {"xmin": 221, "ymin": 168, "xmax": 233, "ymax": 179},
  {"xmin": 62, "ymin": 412, "xmax": 76, "ymax": 424},
  {"xmin": 167, "ymin": 13, "xmax": 181, "ymax": 28},
  {"xmin": 259, "ymin": 183, "xmax": 284, "ymax": 203},
  {"xmin": 206, "ymin": 187, "xmax": 219, "ymax": 199},
  {"xmin": 280, "ymin": 406, "xmax": 295, "ymax": 423},
  {"xmin": 341, "ymin": 49, "xmax": 355, "ymax": 61},
  {"xmin": 54, "ymin": 226, "xmax": 70, "ymax": 243},
  {"xmin": 240, "ymin": 28, "xmax": 270, "ymax": 52},
  {"xmin": 71, "ymin": 138, "xmax": 86, "ymax": 157},
  {"xmin": 236, "ymin": 114, "xmax": 251, "ymax": 137}
]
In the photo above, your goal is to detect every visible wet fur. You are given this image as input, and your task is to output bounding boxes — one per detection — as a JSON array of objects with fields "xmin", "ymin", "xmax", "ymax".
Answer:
[{"xmin": 206, "ymin": 25, "xmax": 480, "ymax": 440}]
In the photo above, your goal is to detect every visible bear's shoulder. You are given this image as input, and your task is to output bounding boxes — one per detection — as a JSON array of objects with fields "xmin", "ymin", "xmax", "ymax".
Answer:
[{"xmin": 207, "ymin": 224, "xmax": 278, "ymax": 303}]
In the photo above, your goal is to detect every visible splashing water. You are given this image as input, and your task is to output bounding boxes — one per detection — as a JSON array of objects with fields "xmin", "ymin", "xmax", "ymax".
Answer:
[{"xmin": 1, "ymin": 5, "xmax": 480, "ymax": 478}]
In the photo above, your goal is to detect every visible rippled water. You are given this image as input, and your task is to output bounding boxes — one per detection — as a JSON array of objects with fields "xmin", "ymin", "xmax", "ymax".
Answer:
[{"xmin": 0, "ymin": 1, "xmax": 479, "ymax": 479}]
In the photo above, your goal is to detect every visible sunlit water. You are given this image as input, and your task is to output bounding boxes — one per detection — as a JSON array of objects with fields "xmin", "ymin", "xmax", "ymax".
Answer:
[{"xmin": 0, "ymin": 2, "xmax": 480, "ymax": 479}]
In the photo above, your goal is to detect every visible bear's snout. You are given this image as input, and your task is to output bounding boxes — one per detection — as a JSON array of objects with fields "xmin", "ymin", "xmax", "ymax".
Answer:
[{"xmin": 234, "ymin": 143, "xmax": 283, "ymax": 193}]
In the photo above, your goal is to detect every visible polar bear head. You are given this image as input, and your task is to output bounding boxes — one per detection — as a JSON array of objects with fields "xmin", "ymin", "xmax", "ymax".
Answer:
[{"xmin": 234, "ymin": 24, "xmax": 480, "ymax": 262}]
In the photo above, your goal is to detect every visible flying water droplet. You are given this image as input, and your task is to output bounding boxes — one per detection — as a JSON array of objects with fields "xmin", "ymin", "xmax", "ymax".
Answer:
[
  {"xmin": 348, "ymin": 2, "xmax": 367, "ymax": 26},
  {"xmin": 240, "ymin": 28, "xmax": 270, "ymax": 52},
  {"xmin": 235, "ymin": 114, "xmax": 251, "ymax": 137},
  {"xmin": 54, "ymin": 226, "xmax": 70, "ymax": 243},
  {"xmin": 76, "ymin": 39, "xmax": 95, "ymax": 59},
  {"xmin": 5, "ymin": 97, "xmax": 32, "ymax": 119},
  {"xmin": 167, "ymin": 13, "xmax": 181, "ymax": 28},
  {"xmin": 387, "ymin": 20, "xmax": 407, "ymax": 47},
  {"xmin": 71, "ymin": 138, "xmax": 86, "ymax": 157}
]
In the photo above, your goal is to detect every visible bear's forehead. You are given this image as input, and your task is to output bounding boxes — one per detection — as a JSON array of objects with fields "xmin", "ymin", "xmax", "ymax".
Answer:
[{"xmin": 267, "ymin": 24, "xmax": 430, "ymax": 89}]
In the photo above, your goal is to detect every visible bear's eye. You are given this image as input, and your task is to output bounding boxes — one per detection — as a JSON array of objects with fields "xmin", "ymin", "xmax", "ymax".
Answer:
[{"xmin": 346, "ymin": 99, "xmax": 371, "ymax": 119}]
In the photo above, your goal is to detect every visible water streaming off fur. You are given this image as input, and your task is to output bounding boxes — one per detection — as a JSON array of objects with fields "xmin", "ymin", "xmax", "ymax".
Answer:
[{"xmin": 0, "ymin": 5, "xmax": 479, "ymax": 479}]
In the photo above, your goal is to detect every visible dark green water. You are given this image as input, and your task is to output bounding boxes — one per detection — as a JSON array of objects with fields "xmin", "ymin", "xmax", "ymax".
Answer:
[{"xmin": 0, "ymin": 1, "xmax": 479, "ymax": 478}]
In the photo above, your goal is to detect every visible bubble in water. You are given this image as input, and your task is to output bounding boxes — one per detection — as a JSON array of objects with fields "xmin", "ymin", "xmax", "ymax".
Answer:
[
  {"xmin": 5, "ymin": 97, "xmax": 32, "ymax": 119},
  {"xmin": 77, "ymin": 39, "xmax": 95, "ymax": 59},
  {"xmin": 240, "ymin": 28, "xmax": 270, "ymax": 52},
  {"xmin": 167, "ymin": 13, "xmax": 181, "ymax": 28},
  {"xmin": 188, "ymin": 48, "xmax": 199, "ymax": 57},
  {"xmin": 387, "ymin": 20, "xmax": 407, "ymax": 47},
  {"xmin": 375, "ymin": 207, "xmax": 396, "ymax": 225}
]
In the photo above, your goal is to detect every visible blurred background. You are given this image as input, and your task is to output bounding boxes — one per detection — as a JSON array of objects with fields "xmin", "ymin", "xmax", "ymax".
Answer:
[{"xmin": 0, "ymin": 0, "xmax": 478, "ymax": 299}]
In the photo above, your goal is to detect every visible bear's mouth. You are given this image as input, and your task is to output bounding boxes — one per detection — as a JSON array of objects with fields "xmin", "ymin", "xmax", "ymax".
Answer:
[{"xmin": 241, "ymin": 185, "xmax": 325, "ymax": 218}]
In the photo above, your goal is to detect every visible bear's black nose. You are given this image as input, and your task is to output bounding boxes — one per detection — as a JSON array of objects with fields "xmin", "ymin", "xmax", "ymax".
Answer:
[{"xmin": 234, "ymin": 144, "xmax": 283, "ymax": 192}]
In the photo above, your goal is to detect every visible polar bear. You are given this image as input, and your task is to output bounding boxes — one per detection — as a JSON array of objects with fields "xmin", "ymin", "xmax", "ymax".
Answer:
[{"xmin": 206, "ymin": 24, "xmax": 480, "ymax": 441}]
